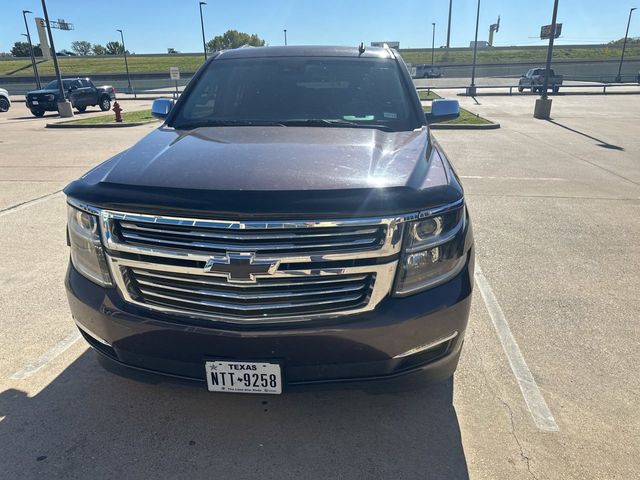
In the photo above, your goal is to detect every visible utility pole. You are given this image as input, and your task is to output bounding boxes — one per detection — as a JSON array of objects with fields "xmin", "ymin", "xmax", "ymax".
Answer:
[
  {"xmin": 41, "ymin": 0, "xmax": 73, "ymax": 117},
  {"xmin": 117, "ymin": 29, "xmax": 134, "ymax": 97},
  {"xmin": 615, "ymin": 7, "xmax": 636, "ymax": 83},
  {"xmin": 431, "ymin": 23, "xmax": 436, "ymax": 66},
  {"xmin": 23, "ymin": 10, "xmax": 41, "ymax": 89},
  {"xmin": 468, "ymin": 0, "xmax": 481, "ymax": 96},
  {"xmin": 199, "ymin": 2, "xmax": 207, "ymax": 61},
  {"xmin": 446, "ymin": 0, "xmax": 453, "ymax": 48},
  {"xmin": 284, "ymin": 29, "xmax": 288, "ymax": 46},
  {"xmin": 534, "ymin": 0, "xmax": 560, "ymax": 119}
]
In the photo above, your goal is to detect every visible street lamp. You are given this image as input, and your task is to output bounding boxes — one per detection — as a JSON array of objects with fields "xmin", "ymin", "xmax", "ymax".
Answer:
[
  {"xmin": 284, "ymin": 29, "xmax": 288, "ymax": 46},
  {"xmin": 40, "ymin": 0, "xmax": 73, "ymax": 117},
  {"xmin": 431, "ymin": 23, "xmax": 436, "ymax": 66},
  {"xmin": 446, "ymin": 0, "xmax": 453, "ymax": 48},
  {"xmin": 615, "ymin": 7, "xmax": 636, "ymax": 83},
  {"xmin": 199, "ymin": 2, "xmax": 207, "ymax": 61},
  {"xmin": 116, "ymin": 29, "xmax": 133, "ymax": 97},
  {"xmin": 468, "ymin": 0, "xmax": 481, "ymax": 96},
  {"xmin": 22, "ymin": 10, "xmax": 41, "ymax": 89}
]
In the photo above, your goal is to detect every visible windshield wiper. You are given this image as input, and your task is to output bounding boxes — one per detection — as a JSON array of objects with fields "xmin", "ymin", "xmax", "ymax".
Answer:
[
  {"xmin": 173, "ymin": 119, "xmax": 287, "ymax": 130},
  {"xmin": 280, "ymin": 119, "xmax": 394, "ymax": 132}
]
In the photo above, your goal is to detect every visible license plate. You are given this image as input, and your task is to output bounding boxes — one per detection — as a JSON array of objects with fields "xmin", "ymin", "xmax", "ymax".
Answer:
[
  {"xmin": 205, "ymin": 361, "xmax": 282, "ymax": 394},
  {"xmin": 32, "ymin": 100, "xmax": 39, "ymax": 105}
]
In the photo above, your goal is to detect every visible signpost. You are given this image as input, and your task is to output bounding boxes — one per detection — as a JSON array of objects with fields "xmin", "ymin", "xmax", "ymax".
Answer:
[
  {"xmin": 540, "ymin": 23, "xmax": 563, "ymax": 39},
  {"xmin": 533, "ymin": 0, "xmax": 560, "ymax": 120},
  {"xmin": 170, "ymin": 67, "xmax": 180, "ymax": 99}
]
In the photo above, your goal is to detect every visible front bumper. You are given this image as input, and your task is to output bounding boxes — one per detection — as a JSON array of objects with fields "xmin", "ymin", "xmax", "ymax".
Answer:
[{"xmin": 66, "ymin": 251, "xmax": 473, "ymax": 389}]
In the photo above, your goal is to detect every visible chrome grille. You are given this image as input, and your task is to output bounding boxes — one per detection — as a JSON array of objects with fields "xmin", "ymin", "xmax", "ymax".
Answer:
[
  {"xmin": 115, "ymin": 219, "xmax": 386, "ymax": 256},
  {"xmin": 125, "ymin": 267, "xmax": 374, "ymax": 318}
]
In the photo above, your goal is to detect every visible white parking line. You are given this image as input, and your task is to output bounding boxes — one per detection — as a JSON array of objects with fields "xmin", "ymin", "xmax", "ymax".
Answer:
[
  {"xmin": 474, "ymin": 264, "xmax": 559, "ymax": 432},
  {"xmin": 9, "ymin": 331, "xmax": 81, "ymax": 380},
  {"xmin": 0, "ymin": 191, "xmax": 62, "ymax": 218}
]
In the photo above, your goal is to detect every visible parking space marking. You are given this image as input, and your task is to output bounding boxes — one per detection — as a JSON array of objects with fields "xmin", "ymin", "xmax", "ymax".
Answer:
[
  {"xmin": 475, "ymin": 264, "xmax": 559, "ymax": 432},
  {"xmin": 9, "ymin": 331, "xmax": 81, "ymax": 380},
  {"xmin": 0, "ymin": 190, "xmax": 62, "ymax": 218}
]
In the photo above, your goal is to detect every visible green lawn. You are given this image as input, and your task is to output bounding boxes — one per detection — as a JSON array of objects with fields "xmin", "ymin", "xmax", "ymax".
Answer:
[
  {"xmin": 418, "ymin": 90, "xmax": 441, "ymax": 101},
  {"xmin": 2, "ymin": 44, "xmax": 639, "ymax": 77},
  {"xmin": 0, "ymin": 55, "xmax": 204, "ymax": 76},
  {"xmin": 64, "ymin": 109, "xmax": 157, "ymax": 125}
]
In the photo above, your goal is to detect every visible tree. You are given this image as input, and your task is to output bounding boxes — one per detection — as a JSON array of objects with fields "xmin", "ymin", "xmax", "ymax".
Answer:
[
  {"xmin": 71, "ymin": 40, "xmax": 92, "ymax": 56},
  {"xmin": 206, "ymin": 30, "xmax": 265, "ymax": 53},
  {"xmin": 92, "ymin": 44, "xmax": 107, "ymax": 55},
  {"xmin": 10, "ymin": 41, "xmax": 43, "ymax": 57},
  {"xmin": 105, "ymin": 41, "xmax": 124, "ymax": 55}
]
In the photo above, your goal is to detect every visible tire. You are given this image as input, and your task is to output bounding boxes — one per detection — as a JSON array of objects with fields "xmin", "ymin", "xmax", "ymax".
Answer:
[
  {"xmin": 76, "ymin": 105, "xmax": 87, "ymax": 113},
  {"xmin": 31, "ymin": 108, "xmax": 45, "ymax": 117},
  {"xmin": 99, "ymin": 96, "xmax": 111, "ymax": 112},
  {"xmin": 0, "ymin": 97, "xmax": 9, "ymax": 112},
  {"xmin": 518, "ymin": 86, "xmax": 524, "ymax": 93},
  {"xmin": 552, "ymin": 86, "xmax": 560, "ymax": 94}
]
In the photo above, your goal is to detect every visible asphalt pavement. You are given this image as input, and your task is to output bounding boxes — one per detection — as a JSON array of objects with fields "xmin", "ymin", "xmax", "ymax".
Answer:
[{"xmin": 0, "ymin": 93, "xmax": 638, "ymax": 479}]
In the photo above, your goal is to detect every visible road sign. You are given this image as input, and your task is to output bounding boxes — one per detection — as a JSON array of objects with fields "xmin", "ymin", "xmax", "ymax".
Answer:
[
  {"xmin": 169, "ymin": 67, "xmax": 180, "ymax": 80},
  {"xmin": 540, "ymin": 23, "xmax": 562, "ymax": 40}
]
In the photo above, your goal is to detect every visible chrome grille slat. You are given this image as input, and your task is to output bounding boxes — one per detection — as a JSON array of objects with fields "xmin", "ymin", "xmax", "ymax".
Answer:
[
  {"xmin": 119, "ymin": 222, "xmax": 379, "ymax": 240},
  {"xmin": 136, "ymin": 278, "xmax": 366, "ymax": 300},
  {"xmin": 120, "ymin": 230, "xmax": 378, "ymax": 253},
  {"xmin": 131, "ymin": 268, "xmax": 368, "ymax": 288}
]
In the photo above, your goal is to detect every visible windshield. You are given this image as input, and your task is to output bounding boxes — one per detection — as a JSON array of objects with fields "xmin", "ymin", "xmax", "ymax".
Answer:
[
  {"xmin": 45, "ymin": 80, "xmax": 74, "ymax": 90},
  {"xmin": 171, "ymin": 56, "xmax": 417, "ymax": 131}
]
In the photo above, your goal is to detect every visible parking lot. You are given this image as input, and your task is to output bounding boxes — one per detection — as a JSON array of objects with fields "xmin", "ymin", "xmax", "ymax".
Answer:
[{"xmin": 0, "ymin": 93, "xmax": 638, "ymax": 479}]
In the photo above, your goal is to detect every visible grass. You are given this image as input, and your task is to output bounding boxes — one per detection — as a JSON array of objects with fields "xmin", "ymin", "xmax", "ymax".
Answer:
[
  {"xmin": 0, "ymin": 55, "xmax": 204, "ymax": 76},
  {"xmin": 399, "ymin": 45, "xmax": 640, "ymax": 65},
  {"xmin": 64, "ymin": 109, "xmax": 157, "ymax": 125},
  {"xmin": 422, "ymin": 104, "xmax": 491, "ymax": 125},
  {"xmin": 2, "ymin": 44, "xmax": 640, "ymax": 76},
  {"xmin": 418, "ymin": 90, "xmax": 441, "ymax": 101}
]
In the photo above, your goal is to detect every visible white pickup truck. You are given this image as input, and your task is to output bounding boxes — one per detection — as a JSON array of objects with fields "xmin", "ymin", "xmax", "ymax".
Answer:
[{"xmin": 0, "ymin": 88, "xmax": 10, "ymax": 112}]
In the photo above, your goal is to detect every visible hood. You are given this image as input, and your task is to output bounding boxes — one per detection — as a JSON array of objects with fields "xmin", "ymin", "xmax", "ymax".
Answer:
[
  {"xmin": 65, "ymin": 126, "xmax": 462, "ymax": 219},
  {"xmin": 93, "ymin": 126, "xmax": 431, "ymax": 191},
  {"xmin": 26, "ymin": 88, "xmax": 58, "ymax": 96}
]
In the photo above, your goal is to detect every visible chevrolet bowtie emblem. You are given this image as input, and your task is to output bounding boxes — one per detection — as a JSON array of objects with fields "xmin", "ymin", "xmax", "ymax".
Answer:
[{"xmin": 204, "ymin": 252, "xmax": 280, "ymax": 283}]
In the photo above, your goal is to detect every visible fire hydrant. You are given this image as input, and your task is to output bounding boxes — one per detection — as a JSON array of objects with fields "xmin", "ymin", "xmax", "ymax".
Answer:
[{"xmin": 112, "ymin": 101, "xmax": 123, "ymax": 123}]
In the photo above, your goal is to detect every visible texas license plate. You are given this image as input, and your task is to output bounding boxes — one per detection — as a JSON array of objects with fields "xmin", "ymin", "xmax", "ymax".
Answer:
[
  {"xmin": 32, "ymin": 100, "xmax": 39, "ymax": 105},
  {"xmin": 205, "ymin": 361, "xmax": 282, "ymax": 394}
]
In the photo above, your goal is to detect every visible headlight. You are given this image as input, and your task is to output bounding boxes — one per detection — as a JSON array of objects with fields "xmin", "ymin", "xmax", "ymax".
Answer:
[
  {"xmin": 394, "ymin": 205, "xmax": 467, "ymax": 296},
  {"xmin": 67, "ymin": 204, "xmax": 113, "ymax": 286},
  {"xmin": 45, "ymin": 94, "xmax": 55, "ymax": 101}
]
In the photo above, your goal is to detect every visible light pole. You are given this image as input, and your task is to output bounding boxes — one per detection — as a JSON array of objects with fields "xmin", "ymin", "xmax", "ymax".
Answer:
[
  {"xmin": 468, "ymin": 0, "xmax": 481, "ymax": 96},
  {"xmin": 41, "ymin": 0, "xmax": 73, "ymax": 117},
  {"xmin": 22, "ymin": 10, "xmax": 41, "ymax": 89},
  {"xmin": 431, "ymin": 23, "xmax": 436, "ymax": 66},
  {"xmin": 446, "ymin": 0, "xmax": 453, "ymax": 48},
  {"xmin": 116, "ymin": 29, "xmax": 134, "ymax": 97},
  {"xmin": 199, "ymin": 2, "xmax": 207, "ymax": 61},
  {"xmin": 284, "ymin": 29, "xmax": 288, "ymax": 46},
  {"xmin": 615, "ymin": 7, "xmax": 636, "ymax": 83}
]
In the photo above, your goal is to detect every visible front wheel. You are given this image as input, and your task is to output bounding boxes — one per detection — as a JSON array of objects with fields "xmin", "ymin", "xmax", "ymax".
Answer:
[
  {"xmin": 31, "ymin": 108, "xmax": 45, "ymax": 117},
  {"xmin": 518, "ymin": 86, "xmax": 524, "ymax": 93},
  {"xmin": 76, "ymin": 105, "xmax": 87, "ymax": 113},
  {"xmin": 99, "ymin": 96, "xmax": 111, "ymax": 111},
  {"xmin": 552, "ymin": 86, "xmax": 560, "ymax": 93},
  {"xmin": 0, "ymin": 97, "xmax": 9, "ymax": 112}
]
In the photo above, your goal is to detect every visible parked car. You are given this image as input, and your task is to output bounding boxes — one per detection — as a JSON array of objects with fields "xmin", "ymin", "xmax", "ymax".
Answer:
[
  {"xmin": 0, "ymin": 88, "xmax": 10, "ymax": 112},
  {"xmin": 25, "ymin": 77, "xmax": 115, "ymax": 117},
  {"xmin": 518, "ymin": 68, "xmax": 563, "ymax": 93},
  {"xmin": 64, "ymin": 45, "xmax": 473, "ymax": 394},
  {"xmin": 415, "ymin": 64, "xmax": 444, "ymax": 79}
]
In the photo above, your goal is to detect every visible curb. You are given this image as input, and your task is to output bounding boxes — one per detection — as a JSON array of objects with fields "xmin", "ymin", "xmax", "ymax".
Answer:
[
  {"xmin": 430, "ymin": 122, "xmax": 500, "ymax": 130},
  {"xmin": 45, "ymin": 121, "xmax": 156, "ymax": 129}
]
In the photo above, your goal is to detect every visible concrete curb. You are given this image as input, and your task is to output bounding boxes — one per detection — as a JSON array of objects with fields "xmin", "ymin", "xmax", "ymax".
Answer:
[
  {"xmin": 430, "ymin": 122, "xmax": 501, "ymax": 130},
  {"xmin": 45, "ymin": 120, "xmax": 156, "ymax": 129}
]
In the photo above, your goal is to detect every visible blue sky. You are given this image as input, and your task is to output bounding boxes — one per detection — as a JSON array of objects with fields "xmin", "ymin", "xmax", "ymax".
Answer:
[{"xmin": 2, "ymin": 0, "xmax": 638, "ymax": 54}]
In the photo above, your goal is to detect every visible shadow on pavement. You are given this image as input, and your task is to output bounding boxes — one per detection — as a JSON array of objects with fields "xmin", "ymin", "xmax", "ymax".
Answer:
[
  {"xmin": 0, "ymin": 350, "xmax": 469, "ymax": 479},
  {"xmin": 546, "ymin": 119, "xmax": 625, "ymax": 151}
]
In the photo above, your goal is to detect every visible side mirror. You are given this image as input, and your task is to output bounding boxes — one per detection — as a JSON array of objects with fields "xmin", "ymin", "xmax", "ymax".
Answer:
[
  {"xmin": 425, "ymin": 99, "xmax": 460, "ymax": 124},
  {"xmin": 151, "ymin": 98, "xmax": 174, "ymax": 120}
]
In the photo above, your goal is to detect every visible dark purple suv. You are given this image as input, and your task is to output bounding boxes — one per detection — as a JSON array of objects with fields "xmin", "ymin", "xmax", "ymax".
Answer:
[{"xmin": 64, "ymin": 45, "xmax": 473, "ymax": 394}]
